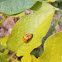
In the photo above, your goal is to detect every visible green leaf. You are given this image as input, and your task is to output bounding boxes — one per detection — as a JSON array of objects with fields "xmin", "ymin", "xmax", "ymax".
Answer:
[
  {"xmin": 0, "ymin": 0, "xmax": 43, "ymax": 15},
  {"xmin": 8, "ymin": 1, "xmax": 54, "ymax": 17},
  {"xmin": 21, "ymin": 54, "xmax": 32, "ymax": 62},
  {"xmin": 10, "ymin": 2, "xmax": 52, "ymax": 17},
  {"xmin": 21, "ymin": 54, "xmax": 37, "ymax": 62},
  {"xmin": 31, "ymin": 2, "xmax": 54, "ymax": 12},
  {"xmin": 38, "ymin": 31, "xmax": 62, "ymax": 62},
  {"xmin": 56, "ymin": 0, "xmax": 62, "ymax": 2},
  {"xmin": 31, "ymin": 55, "xmax": 38, "ymax": 62},
  {"xmin": 7, "ymin": 3, "xmax": 55, "ymax": 56},
  {"xmin": 0, "ymin": 37, "xmax": 8, "ymax": 50},
  {"xmin": 8, "ymin": 11, "xmax": 25, "ymax": 17},
  {"xmin": 30, "ymin": 1, "xmax": 42, "ymax": 11},
  {"xmin": 0, "ymin": 49, "xmax": 9, "ymax": 62},
  {"xmin": 47, "ymin": 0, "xmax": 56, "ymax": 2}
]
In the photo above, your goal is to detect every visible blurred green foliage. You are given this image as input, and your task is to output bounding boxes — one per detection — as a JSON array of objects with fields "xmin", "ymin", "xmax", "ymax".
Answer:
[{"xmin": 51, "ymin": 1, "xmax": 62, "ymax": 9}]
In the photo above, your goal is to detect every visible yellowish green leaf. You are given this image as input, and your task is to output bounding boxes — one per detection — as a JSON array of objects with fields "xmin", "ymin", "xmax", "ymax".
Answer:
[
  {"xmin": 0, "ymin": 49, "xmax": 9, "ymax": 62},
  {"xmin": 7, "ymin": 3, "xmax": 55, "ymax": 56},
  {"xmin": 38, "ymin": 31, "xmax": 62, "ymax": 62},
  {"xmin": 7, "ymin": 11, "xmax": 25, "ymax": 17},
  {"xmin": 31, "ymin": 55, "xmax": 38, "ymax": 62},
  {"xmin": 0, "ymin": 37, "xmax": 8, "ymax": 50},
  {"xmin": 21, "ymin": 54, "xmax": 31, "ymax": 62},
  {"xmin": 31, "ymin": 2, "xmax": 54, "ymax": 12},
  {"xmin": 0, "ymin": 37, "xmax": 8, "ymax": 46},
  {"xmin": 21, "ymin": 54, "xmax": 37, "ymax": 62},
  {"xmin": 47, "ymin": 0, "xmax": 56, "ymax": 2}
]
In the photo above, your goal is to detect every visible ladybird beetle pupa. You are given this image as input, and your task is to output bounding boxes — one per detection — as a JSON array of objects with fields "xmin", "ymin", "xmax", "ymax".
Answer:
[{"xmin": 23, "ymin": 33, "xmax": 33, "ymax": 42}]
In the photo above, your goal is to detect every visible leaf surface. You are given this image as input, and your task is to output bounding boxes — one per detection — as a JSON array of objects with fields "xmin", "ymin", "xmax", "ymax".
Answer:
[
  {"xmin": 47, "ymin": 0, "xmax": 56, "ymax": 2},
  {"xmin": 0, "ymin": 0, "xmax": 43, "ymax": 15},
  {"xmin": 21, "ymin": 54, "xmax": 37, "ymax": 62},
  {"xmin": 0, "ymin": 37, "xmax": 8, "ymax": 50},
  {"xmin": 7, "ymin": 3, "xmax": 55, "ymax": 56},
  {"xmin": 38, "ymin": 31, "xmax": 62, "ymax": 62},
  {"xmin": 0, "ymin": 49, "xmax": 9, "ymax": 62},
  {"xmin": 21, "ymin": 54, "xmax": 31, "ymax": 62}
]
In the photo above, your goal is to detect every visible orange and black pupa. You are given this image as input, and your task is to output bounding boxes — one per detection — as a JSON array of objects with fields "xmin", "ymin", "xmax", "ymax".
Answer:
[{"xmin": 23, "ymin": 33, "xmax": 33, "ymax": 42}]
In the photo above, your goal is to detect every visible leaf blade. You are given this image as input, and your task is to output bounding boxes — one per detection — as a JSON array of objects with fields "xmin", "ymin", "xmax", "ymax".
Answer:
[
  {"xmin": 7, "ymin": 3, "xmax": 55, "ymax": 56},
  {"xmin": 0, "ymin": 37, "xmax": 8, "ymax": 50},
  {"xmin": 38, "ymin": 31, "xmax": 62, "ymax": 62},
  {"xmin": 0, "ymin": 0, "xmax": 42, "ymax": 15}
]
